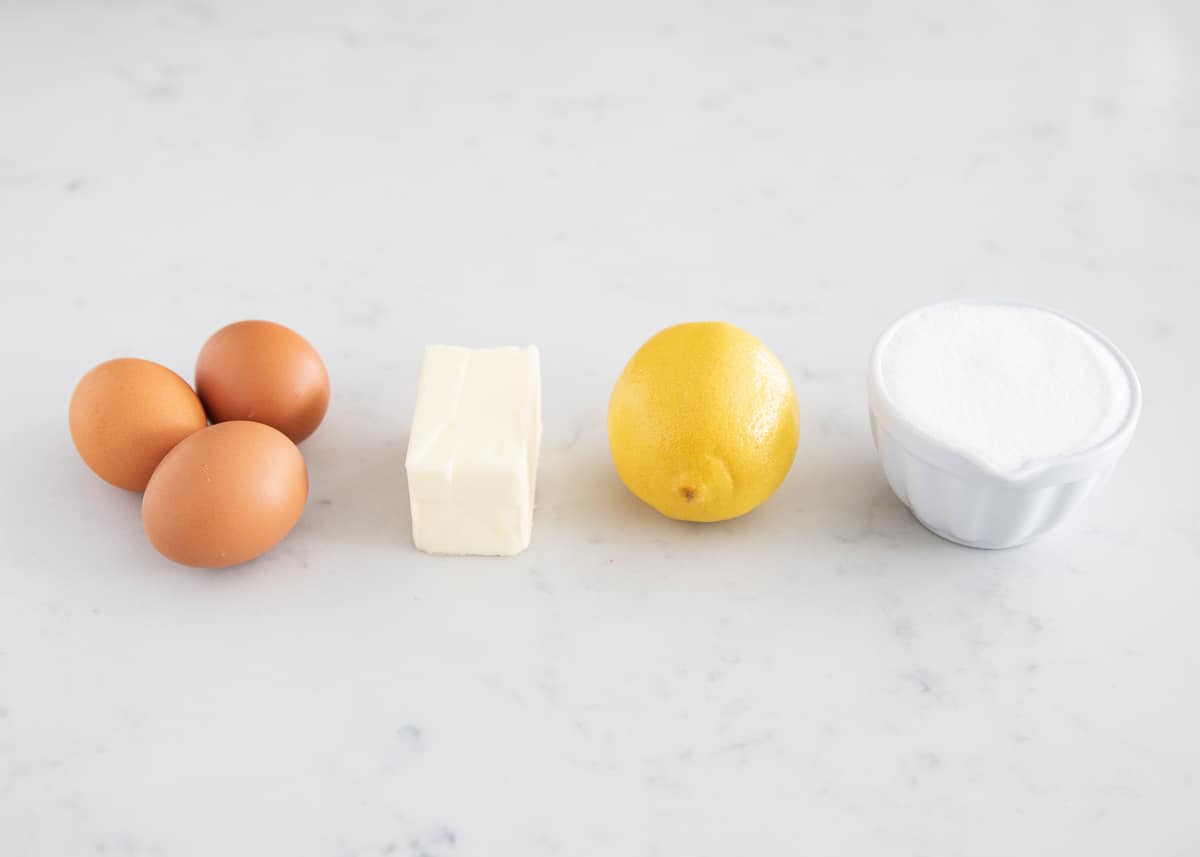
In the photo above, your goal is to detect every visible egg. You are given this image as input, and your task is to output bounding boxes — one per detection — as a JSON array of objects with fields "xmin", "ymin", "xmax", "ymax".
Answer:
[
  {"xmin": 141, "ymin": 421, "xmax": 308, "ymax": 568},
  {"xmin": 195, "ymin": 320, "xmax": 330, "ymax": 443},
  {"xmin": 69, "ymin": 358, "xmax": 208, "ymax": 491}
]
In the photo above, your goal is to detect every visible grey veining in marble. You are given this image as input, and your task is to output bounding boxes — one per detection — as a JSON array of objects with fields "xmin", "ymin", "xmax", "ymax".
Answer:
[{"xmin": 1, "ymin": 1, "xmax": 1198, "ymax": 855}]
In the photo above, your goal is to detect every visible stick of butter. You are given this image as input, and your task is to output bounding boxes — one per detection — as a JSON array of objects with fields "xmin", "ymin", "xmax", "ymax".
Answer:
[{"xmin": 405, "ymin": 346, "xmax": 542, "ymax": 556}]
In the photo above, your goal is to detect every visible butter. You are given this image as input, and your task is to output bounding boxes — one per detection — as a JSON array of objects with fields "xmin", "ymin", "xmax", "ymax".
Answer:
[{"xmin": 405, "ymin": 346, "xmax": 542, "ymax": 556}]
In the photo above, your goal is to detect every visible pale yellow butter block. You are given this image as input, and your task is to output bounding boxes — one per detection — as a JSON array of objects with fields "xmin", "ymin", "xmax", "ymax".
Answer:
[{"xmin": 405, "ymin": 346, "xmax": 542, "ymax": 556}]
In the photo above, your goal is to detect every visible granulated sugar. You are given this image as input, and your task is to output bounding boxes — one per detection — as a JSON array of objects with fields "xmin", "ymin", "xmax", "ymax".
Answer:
[{"xmin": 880, "ymin": 303, "xmax": 1132, "ymax": 474}]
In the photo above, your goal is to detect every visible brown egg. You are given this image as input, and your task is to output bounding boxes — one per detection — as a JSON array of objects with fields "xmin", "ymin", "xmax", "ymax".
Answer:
[
  {"xmin": 69, "ymin": 358, "xmax": 208, "ymax": 491},
  {"xmin": 142, "ymin": 421, "xmax": 308, "ymax": 568},
  {"xmin": 195, "ymin": 320, "xmax": 330, "ymax": 443}
]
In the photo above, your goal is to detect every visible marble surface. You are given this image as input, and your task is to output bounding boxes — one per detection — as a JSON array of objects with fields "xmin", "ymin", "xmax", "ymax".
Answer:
[{"xmin": 2, "ymin": 1, "xmax": 1198, "ymax": 854}]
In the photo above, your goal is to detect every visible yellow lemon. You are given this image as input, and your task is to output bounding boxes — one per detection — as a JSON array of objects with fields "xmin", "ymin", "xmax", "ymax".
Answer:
[{"xmin": 608, "ymin": 321, "xmax": 799, "ymax": 522}]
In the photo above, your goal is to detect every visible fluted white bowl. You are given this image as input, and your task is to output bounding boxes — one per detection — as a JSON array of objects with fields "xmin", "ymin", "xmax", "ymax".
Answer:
[{"xmin": 867, "ymin": 299, "xmax": 1142, "ymax": 549}]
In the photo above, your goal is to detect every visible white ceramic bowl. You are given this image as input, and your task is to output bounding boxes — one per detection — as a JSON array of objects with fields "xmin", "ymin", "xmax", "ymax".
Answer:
[{"xmin": 867, "ymin": 299, "xmax": 1142, "ymax": 549}]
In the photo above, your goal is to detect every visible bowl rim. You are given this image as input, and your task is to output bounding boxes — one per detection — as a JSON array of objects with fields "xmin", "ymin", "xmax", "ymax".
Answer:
[{"xmin": 868, "ymin": 297, "xmax": 1143, "ymax": 487}]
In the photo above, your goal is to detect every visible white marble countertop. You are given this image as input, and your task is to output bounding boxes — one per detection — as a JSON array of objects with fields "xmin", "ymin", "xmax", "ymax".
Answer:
[{"xmin": 2, "ymin": 1, "xmax": 1198, "ymax": 854}]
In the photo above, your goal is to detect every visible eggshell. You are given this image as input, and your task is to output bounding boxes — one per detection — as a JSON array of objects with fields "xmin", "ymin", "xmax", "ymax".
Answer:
[
  {"xmin": 69, "ymin": 358, "xmax": 208, "ymax": 491},
  {"xmin": 141, "ymin": 421, "xmax": 308, "ymax": 568},
  {"xmin": 195, "ymin": 320, "xmax": 330, "ymax": 443}
]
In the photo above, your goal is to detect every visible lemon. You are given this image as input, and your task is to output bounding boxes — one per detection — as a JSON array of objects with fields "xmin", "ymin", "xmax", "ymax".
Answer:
[{"xmin": 608, "ymin": 321, "xmax": 799, "ymax": 522}]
